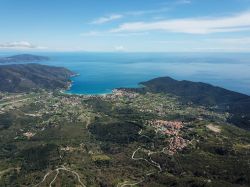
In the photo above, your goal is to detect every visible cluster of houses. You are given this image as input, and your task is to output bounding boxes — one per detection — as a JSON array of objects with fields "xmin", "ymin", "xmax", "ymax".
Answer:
[
  {"xmin": 166, "ymin": 136, "xmax": 189, "ymax": 155},
  {"xmin": 147, "ymin": 120, "xmax": 183, "ymax": 136},
  {"xmin": 147, "ymin": 120, "xmax": 189, "ymax": 155},
  {"xmin": 106, "ymin": 89, "xmax": 139, "ymax": 100}
]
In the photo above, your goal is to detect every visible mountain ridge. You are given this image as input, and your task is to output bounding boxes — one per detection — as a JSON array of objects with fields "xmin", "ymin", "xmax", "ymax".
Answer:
[
  {"xmin": 0, "ymin": 63, "xmax": 74, "ymax": 93},
  {"xmin": 138, "ymin": 76, "xmax": 250, "ymax": 130}
]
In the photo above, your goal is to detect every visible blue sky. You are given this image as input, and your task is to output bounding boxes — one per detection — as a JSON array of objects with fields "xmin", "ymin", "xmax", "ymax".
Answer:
[{"xmin": 0, "ymin": 0, "xmax": 250, "ymax": 52}]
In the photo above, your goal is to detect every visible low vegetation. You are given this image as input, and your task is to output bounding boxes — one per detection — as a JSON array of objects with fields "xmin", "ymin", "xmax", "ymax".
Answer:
[
  {"xmin": 0, "ymin": 88, "xmax": 249, "ymax": 186},
  {"xmin": 0, "ymin": 64, "xmax": 74, "ymax": 93}
]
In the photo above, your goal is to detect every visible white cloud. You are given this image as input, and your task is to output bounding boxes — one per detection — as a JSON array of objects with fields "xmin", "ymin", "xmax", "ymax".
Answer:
[
  {"xmin": 160, "ymin": 0, "xmax": 191, "ymax": 7},
  {"xmin": 0, "ymin": 41, "xmax": 45, "ymax": 49},
  {"xmin": 80, "ymin": 31, "xmax": 148, "ymax": 37},
  {"xmin": 90, "ymin": 7, "xmax": 170, "ymax": 23},
  {"xmin": 151, "ymin": 37, "xmax": 250, "ymax": 52},
  {"xmin": 206, "ymin": 37, "xmax": 250, "ymax": 45},
  {"xmin": 154, "ymin": 37, "xmax": 250, "ymax": 44},
  {"xmin": 176, "ymin": 0, "xmax": 191, "ymax": 4},
  {"xmin": 125, "ymin": 7, "xmax": 170, "ymax": 16},
  {"xmin": 80, "ymin": 31, "xmax": 103, "ymax": 36},
  {"xmin": 111, "ymin": 11, "xmax": 250, "ymax": 34},
  {"xmin": 114, "ymin": 45, "xmax": 125, "ymax": 51},
  {"xmin": 89, "ymin": 1, "xmax": 191, "ymax": 25},
  {"xmin": 90, "ymin": 14, "xmax": 123, "ymax": 24}
]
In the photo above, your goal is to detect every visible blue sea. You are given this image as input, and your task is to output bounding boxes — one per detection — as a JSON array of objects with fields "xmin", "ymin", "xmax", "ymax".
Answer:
[{"xmin": 1, "ymin": 52, "xmax": 250, "ymax": 95}]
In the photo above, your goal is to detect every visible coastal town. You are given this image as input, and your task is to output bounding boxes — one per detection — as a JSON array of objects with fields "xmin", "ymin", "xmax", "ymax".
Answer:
[{"xmin": 0, "ymin": 89, "xmax": 228, "ymax": 145}]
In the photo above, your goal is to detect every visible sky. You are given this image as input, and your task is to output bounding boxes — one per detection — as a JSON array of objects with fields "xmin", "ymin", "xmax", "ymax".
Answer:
[{"xmin": 1, "ymin": 0, "xmax": 250, "ymax": 52}]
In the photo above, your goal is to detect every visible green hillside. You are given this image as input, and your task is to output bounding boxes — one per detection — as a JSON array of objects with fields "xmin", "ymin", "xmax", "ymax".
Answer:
[{"xmin": 0, "ymin": 64, "xmax": 74, "ymax": 93}]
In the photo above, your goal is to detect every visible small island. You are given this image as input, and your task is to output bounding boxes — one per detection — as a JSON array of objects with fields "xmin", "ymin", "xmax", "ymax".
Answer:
[{"xmin": 0, "ymin": 54, "xmax": 49, "ymax": 64}]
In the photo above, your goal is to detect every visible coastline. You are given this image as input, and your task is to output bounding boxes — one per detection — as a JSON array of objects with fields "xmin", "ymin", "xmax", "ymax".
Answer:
[
  {"xmin": 62, "ymin": 74, "xmax": 114, "ymax": 96},
  {"xmin": 71, "ymin": 73, "xmax": 80, "ymax": 78},
  {"xmin": 61, "ymin": 90, "xmax": 113, "ymax": 97},
  {"xmin": 64, "ymin": 72, "xmax": 137, "ymax": 96}
]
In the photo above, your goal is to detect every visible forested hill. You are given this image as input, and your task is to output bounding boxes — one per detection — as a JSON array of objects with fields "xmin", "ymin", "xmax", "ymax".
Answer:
[
  {"xmin": 140, "ymin": 77, "xmax": 248, "ymax": 106},
  {"xmin": 140, "ymin": 77, "xmax": 250, "ymax": 130},
  {"xmin": 0, "ymin": 64, "xmax": 74, "ymax": 93},
  {"xmin": 0, "ymin": 54, "xmax": 49, "ymax": 64}
]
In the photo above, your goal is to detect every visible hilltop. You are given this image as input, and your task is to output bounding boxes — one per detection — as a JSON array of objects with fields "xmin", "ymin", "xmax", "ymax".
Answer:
[
  {"xmin": 0, "ymin": 63, "xmax": 74, "ymax": 93},
  {"xmin": 139, "ymin": 77, "xmax": 250, "ymax": 130}
]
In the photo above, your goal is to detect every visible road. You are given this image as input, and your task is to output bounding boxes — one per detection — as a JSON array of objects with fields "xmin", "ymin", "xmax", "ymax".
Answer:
[{"xmin": 34, "ymin": 165, "xmax": 86, "ymax": 187}]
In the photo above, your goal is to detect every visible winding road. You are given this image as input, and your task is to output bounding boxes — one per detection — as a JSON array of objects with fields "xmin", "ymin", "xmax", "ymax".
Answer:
[{"xmin": 34, "ymin": 165, "xmax": 86, "ymax": 187}]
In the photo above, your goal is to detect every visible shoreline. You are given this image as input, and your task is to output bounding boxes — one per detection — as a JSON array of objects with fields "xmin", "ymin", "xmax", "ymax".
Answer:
[
  {"xmin": 64, "ymin": 72, "xmax": 140, "ymax": 96},
  {"xmin": 61, "ymin": 83, "xmax": 113, "ymax": 96},
  {"xmin": 62, "ymin": 90, "xmax": 113, "ymax": 97}
]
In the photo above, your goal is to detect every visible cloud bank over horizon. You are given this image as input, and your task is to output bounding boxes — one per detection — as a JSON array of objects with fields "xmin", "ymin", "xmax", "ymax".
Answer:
[{"xmin": 0, "ymin": 41, "xmax": 45, "ymax": 50}]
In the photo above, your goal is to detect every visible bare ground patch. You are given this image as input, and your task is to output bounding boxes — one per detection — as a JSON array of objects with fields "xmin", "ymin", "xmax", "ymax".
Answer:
[{"xmin": 207, "ymin": 124, "xmax": 221, "ymax": 133}]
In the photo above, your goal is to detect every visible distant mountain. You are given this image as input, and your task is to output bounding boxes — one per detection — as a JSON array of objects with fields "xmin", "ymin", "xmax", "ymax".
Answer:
[
  {"xmin": 140, "ymin": 77, "xmax": 250, "ymax": 130},
  {"xmin": 0, "ymin": 54, "xmax": 49, "ymax": 64},
  {"xmin": 0, "ymin": 64, "xmax": 74, "ymax": 93}
]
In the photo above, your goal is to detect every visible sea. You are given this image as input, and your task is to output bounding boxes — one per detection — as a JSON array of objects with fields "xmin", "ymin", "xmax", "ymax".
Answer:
[{"xmin": 1, "ymin": 52, "xmax": 250, "ymax": 95}]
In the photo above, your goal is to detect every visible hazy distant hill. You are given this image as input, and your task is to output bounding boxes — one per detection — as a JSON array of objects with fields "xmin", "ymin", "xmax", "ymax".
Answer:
[
  {"xmin": 0, "ymin": 54, "xmax": 49, "ymax": 64},
  {"xmin": 140, "ymin": 77, "xmax": 250, "ymax": 130},
  {"xmin": 0, "ymin": 64, "xmax": 74, "ymax": 93}
]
